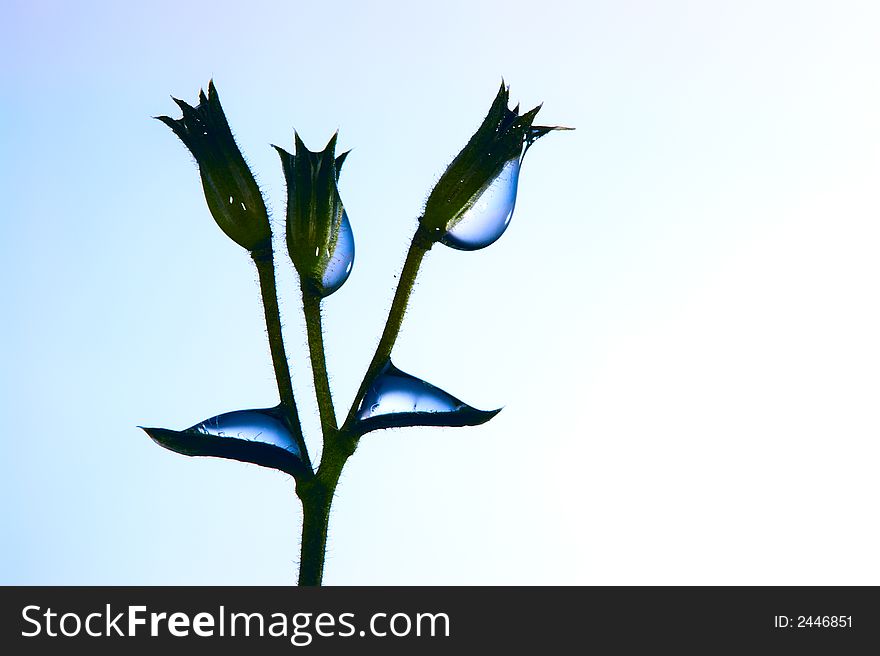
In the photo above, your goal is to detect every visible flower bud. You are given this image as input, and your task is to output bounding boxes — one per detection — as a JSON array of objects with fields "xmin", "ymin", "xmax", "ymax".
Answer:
[
  {"xmin": 421, "ymin": 82, "xmax": 570, "ymax": 250},
  {"xmin": 274, "ymin": 133, "xmax": 354, "ymax": 297},
  {"xmin": 156, "ymin": 81, "xmax": 271, "ymax": 252}
]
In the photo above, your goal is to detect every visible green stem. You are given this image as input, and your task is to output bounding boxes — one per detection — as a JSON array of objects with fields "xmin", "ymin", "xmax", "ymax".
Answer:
[
  {"xmin": 298, "ymin": 289, "xmax": 355, "ymax": 585},
  {"xmin": 252, "ymin": 246, "xmax": 312, "ymax": 474},
  {"xmin": 302, "ymin": 292, "xmax": 338, "ymax": 438},
  {"xmin": 296, "ymin": 451, "xmax": 347, "ymax": 586},
  {"xmin": 296, "ymin": 223, "xmax": 434, "ymax": 585},
  {"xmin": 296, "ymin": 482, "xmax": 332, "ymax": 586}
]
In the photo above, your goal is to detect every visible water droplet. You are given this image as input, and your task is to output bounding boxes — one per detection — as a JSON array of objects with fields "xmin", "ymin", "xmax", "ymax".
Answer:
[
  {"xmin": 319, "ymin": 211, "xmax": 355, "ymax": 296},
  {"xmin": 441, "ymin": 157, "xmax": 520, "ymax": 250},
  {"xmin": 191, "ymin": 408, "xmax": 301, "ymax": 456},
  {"xmin": 358, "ymin": 363, "xmax": 464, "ymax": 418},
  {"xmin": 353, "ymin": 360, "xmax": 500, "ymax": 435}
]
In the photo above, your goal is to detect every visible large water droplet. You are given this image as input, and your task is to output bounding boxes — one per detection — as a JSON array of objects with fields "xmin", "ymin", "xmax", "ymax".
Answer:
[
  {"xmin": 191, "ymin": 408, "xmax": 301, "ymax": 456},
  {"xmin": 319, "ymin": 211, "xmax": 355, "ymax": 296},
  {"xmin": 141, "ymin": 406, "xmax": 308, "ymax": 478},
  {"xmin": 441, "ymin": 157, "xmax": 520, "ymax": 251},
  {"xmin": 358, "ymin": 364, "xmax": 464, "ymax": 418},
  {"xmin": 353, "ymin": 360, "xmax": 500, "ymax": 435}
]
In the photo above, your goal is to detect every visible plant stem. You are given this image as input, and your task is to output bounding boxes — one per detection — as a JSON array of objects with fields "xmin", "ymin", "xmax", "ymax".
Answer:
[
  {"xmin": 297, "ymin": 483, "xmax": 332, "ymax": 586},
  {"xmin": 296, "ymin": 223, "xmax": 434, "ymax": 585},
  {"xmin": 252, "ymin": 245, "xmax": 312, "ymax": 473},
  {"xmin": 298, "ymin": 290, "xmax": 352, "ymax": 585},
  {"xmin": 302, "ymin": 292, "xmax": 338, "ymax": 438},
  {"xmin": 296, "ymin": 451, "xmax": 348, "ymax": 586}
]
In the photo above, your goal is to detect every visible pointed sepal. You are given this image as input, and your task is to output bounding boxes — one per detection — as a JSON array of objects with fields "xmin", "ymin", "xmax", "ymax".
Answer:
[
  {"xmin": 156, "ymin": 80, "xmax": 271, "ymax": 252},
  {"xmin": 275, "ymin": 133, "xmax": 355, "ymax": 297},
  {"xmin": 421, "ymin": 81, "xmax": 571, "ymax": 246}
]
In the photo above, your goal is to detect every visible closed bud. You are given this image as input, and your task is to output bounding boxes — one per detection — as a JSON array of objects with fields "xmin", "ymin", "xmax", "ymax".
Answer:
[
  {"xmin": 275, "ymin": 133, "xmax": 355, "ymax": 297},
  {"xmin": 421, "ymin": 82, "xmax": 571, "ymax": 250},
  {"xmin": 156, "ymin": 80, "xmax": 271, "ymax": 252}
]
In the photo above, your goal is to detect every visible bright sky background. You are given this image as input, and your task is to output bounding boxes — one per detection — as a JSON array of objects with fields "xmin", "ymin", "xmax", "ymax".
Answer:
[{"xmin": 2, "ymin": 0, "xmax": 879, "ymax": 584}]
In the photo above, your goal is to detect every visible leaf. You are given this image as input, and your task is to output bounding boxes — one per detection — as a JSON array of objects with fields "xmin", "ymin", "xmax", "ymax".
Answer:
[
  {"xmin": 140, "ymin": 407, "xmax": 310, "ymax": 479},
  {"xmin": 352, "ymin": 360, "xmax": 501, "ymax": 437}
]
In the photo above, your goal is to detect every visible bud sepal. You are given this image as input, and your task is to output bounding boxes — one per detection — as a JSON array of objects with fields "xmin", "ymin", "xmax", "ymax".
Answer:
[{"xmin": 156, "ymin": 80, "xmax": 271, "ymax": 252}]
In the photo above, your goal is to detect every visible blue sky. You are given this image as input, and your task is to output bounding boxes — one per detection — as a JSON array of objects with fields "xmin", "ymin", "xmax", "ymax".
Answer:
[{"xmin": 3, "ymin": 0, "xmax": 880, "ymax": 584}]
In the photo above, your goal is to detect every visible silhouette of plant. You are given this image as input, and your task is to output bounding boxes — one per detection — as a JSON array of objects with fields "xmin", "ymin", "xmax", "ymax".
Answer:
[{"xmin": 144, "ymin": 80, "xmax": 569, "ymax": 585}]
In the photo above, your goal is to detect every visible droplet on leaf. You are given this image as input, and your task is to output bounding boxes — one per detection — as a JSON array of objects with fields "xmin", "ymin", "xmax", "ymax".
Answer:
[
  {"xmin": 353, "ymin": 360, "xmax": 500, "ymax": 435},
  {"xmin": 140, "ymin": 406, "xmax": 308, "ymax": 478}
]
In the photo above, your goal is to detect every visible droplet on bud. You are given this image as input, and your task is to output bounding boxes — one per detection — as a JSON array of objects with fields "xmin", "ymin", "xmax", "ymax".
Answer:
[
  {"xmin": 319, "ymin": 211, "xmax": 355, "ymax": 295},
  {"xmin": 441, "ymin": 157, "xmax": 520, "ymax": 250}
]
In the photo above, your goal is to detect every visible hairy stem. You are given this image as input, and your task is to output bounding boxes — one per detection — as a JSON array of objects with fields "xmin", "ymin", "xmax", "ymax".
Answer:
[
  {"xmin": 296, "ymin": 223, "xmax": 434, "ymax": 585},
  {"xmin": 297, "ymin": 438, "xmax": 351, "ymax": 586},
  {"xmin": 297, "ymin": 482, "xmax": 332, "ymax": 586},
  {"xmin": 252, "ymin": 246, "xmax": 312, "ymax": 474},
  {"xmin": 302, "ymin": 292, "xmax": 338, "ymax": 438}
]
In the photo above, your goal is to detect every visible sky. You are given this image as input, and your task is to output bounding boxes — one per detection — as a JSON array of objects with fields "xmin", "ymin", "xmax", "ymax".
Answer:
[{"xmin": 2, "ymin": 0, "xmax": 879, "ymax": 584}]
